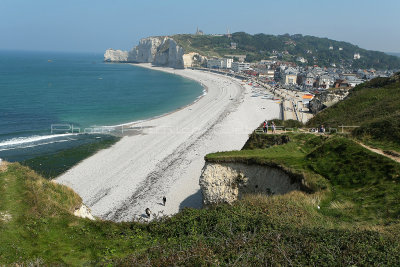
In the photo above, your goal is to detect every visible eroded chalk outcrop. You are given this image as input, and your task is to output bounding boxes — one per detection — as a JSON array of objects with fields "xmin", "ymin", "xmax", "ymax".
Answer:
[
  {"xmin": 199, "ymin": 162, "xmax": 301, "ymax": 205},
  {"xmin": 104, "ymin": 49, "xmax": 129, "ymax": 62},
  {"xmin": 74, "ymin": 204, "xmax": 95, "ymax": 220},
  {"xmin": 104, "ymin": 36, "xmax": 189, "ymax": 68}
]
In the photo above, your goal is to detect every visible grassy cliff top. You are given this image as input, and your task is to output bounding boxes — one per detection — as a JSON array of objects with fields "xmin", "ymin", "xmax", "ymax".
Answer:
[
  {"xmin": 1, "ymin": 160, "xmax": 400, "ymax": 265},
  {"xmin": 206, "ymin": 133, "xmax": 400, "ymax": 223},
  {"xmin": 172, "ymin": 32, "xmax": 400, "ymax": 69},
  {"xmin": 1, "ymin": 131, "xmax": 400, "ymax": 264},
  {"xmin": 307, "ymin": 73, "xmax": 400, "ymax": 152}
]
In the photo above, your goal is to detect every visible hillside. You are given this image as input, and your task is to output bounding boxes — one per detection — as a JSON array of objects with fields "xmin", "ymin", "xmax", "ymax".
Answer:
[
  {"xmin": 307, "ymin": 72, "xmax": 400, "ymax": 152},
  {"xmin": 2, "ymin": 132, "xmax": 400, "ymax": 265},
  {"xmin": 173, "ymin": 32, "xmax": 400, "ymax": 69}
]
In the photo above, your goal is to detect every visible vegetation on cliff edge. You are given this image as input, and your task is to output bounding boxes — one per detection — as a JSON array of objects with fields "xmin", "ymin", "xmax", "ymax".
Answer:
[
  {"xmin": 1, "ymin": 161, "xmax": 400, "ymax": 265},
  {"xmin": 307, "ymin": 72, "xmax": 400, "ymax": 152}
]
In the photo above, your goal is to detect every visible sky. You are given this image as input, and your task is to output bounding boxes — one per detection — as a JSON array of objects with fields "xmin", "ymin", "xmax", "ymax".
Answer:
[{"xmin": 1, "ymin": 0, "xmax": 399, "ymax": 53}]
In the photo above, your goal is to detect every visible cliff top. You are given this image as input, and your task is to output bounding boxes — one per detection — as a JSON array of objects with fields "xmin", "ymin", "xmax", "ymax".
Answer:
[
  {"xmin": 172, "ymin": 32, "xmax": 400, "ymax": 69},
  {"xmin": 307, "ymin": 72, "xmax": 400, "ymax": 152}
]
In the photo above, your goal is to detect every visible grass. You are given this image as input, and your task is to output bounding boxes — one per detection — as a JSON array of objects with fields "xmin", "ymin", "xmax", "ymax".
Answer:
[
  {"xmin": 21, "ymin": 135, "xmax": 120, "ymax": 179},
  {"xmin": 307, "ymin": 137, "xmax": 400, "ymax": 223},
  {"xmin": 207, "ymin": 133, "xmax": 400, "ymax": 224},
  {"xmin": 307, "ymin": 73, "xmax": 400, "ymax": 152},
  {"xmin": 0, "ymin": 157, "xmax": 400, "ymax": 265},
  {"xmin": 1, "ymin": 130, "xmax": 400, "ymax": 265}
]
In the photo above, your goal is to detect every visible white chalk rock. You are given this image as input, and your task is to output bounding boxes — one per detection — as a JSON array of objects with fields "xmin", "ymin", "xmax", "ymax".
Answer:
[
  {"xmin": 74, "ymin": 204, "xmax": 95, "ymax": 220},
  {"xmin": 199, "ymin": 162, "xmax": 301, "ymax": 205},
  {"xmin": 104, "ymin": 49, "xmax": 129, "ymax": 62},
  {"xmin": 105, "ymin": 36, "xmax": 186, "ymax": 68}
]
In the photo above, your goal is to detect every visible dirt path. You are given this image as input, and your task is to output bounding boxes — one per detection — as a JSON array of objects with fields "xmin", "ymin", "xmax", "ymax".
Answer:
[
  {"xmin": 356, "ymin": 142, "xmax": 400, "ymax": 163},
  {"xmin": 256, "ymin": 130, "xmax": 400, "ymax": 164}
]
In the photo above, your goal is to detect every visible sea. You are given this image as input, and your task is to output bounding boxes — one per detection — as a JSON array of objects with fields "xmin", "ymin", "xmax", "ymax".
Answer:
[{"xmin": 0, "ymin": 50, "xmax": 204, "ymax": 162}]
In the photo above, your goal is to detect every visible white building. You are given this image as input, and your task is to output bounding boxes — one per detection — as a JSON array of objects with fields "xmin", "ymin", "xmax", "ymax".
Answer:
[
  {"xmin": 318, "ymin": 75, "xmax": 334, "ymax": 89},
  {"xmin": 354, "ymin": 53, "xmax": 361, "ymax": 60},
  {"xmin": 207, "ymin": 58, "xmax": 223, "ymax": 69},
  {"xmin": 284, "ymin": 74, "xmax": 298, "ymax": 85},
  {"xmin": 232, "ymin": 62, "xmax": 250, "ymax": 72},
  {"xmin": 297, "ymin": 57, "xmax": 307, "ymax": 63},
  {"xmin": 258, "ymin": 69, "xmax": 275, "ymax": 79},
  {"xmin": 207, "ymin": 58, "xmax": 233, "ymax": 69},
  {"xmin": 221, "ymin": 58, "xmax": 233, "ymax": 69},
  {"xmin": 346, "ymin": 76, "xmax": 364, "ymax": 87}
]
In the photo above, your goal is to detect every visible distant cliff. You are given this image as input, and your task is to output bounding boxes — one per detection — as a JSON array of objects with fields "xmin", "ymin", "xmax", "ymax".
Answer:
[
  {"xmin": 104, "ymin": 49, "xmax": 129, "ymax": 62},
  {"xmin": 105, "ymin": 36, "xmax": 201, "ymax": 69}
]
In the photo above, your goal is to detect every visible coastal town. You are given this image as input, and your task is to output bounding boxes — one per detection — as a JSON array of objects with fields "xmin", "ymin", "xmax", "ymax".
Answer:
[{"xmin": 186, "ymin": 29, "xmax": 398, "ymax": 123}]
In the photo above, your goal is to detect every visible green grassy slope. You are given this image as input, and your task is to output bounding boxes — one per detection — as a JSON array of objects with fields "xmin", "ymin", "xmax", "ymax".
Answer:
[
  {"xmin": 1, "ymin": 161, "xmax": 400, "ymax": 265},
  {"xmin": 173, "ymin": 32, "xmax": 400, "ymax": 69},
  {"xmin": 207, "ymin": 133, "xmax": 400, "ymax": 224},
  {"xmin": 307, "ymin": 73, "xmax": 400, "ymax": 152}
]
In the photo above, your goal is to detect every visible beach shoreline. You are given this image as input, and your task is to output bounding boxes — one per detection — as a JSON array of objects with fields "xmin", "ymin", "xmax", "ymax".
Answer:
[
  {"xmin": 56, "ymin": 65, "xmax": 281, "ymax": 221},
  {"xmin": 100, "ymin": 63, "xmax": 208, "ymax": 129}
]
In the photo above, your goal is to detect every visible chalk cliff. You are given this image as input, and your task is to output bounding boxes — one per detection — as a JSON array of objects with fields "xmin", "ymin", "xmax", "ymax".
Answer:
[
  {"xmin": 199, "ymin": 162, "xmax": 301, "ymax": 205},
  {"xmin": 104, "ymin": 49, "xmax": 129, "ymax": 62},
  {"xmin": 104, "ymin": 36, "xmax": 194, "ymax": 69}
]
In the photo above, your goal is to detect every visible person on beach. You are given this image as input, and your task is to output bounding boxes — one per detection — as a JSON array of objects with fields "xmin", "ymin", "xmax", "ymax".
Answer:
[
  {"xmin": 145, "ymin": 208, "xmax": 151, "ymax": 218},
  {"xmin": 271, "ymin": 121, "xmax": 276, "ymax": 133},
  {"xmin": 163, "ymin": 196, "xmax": 166, "ymax": 206},
  {"xmin": 263, "ymin": 120, "xmax": 268, "ymax": 133}
]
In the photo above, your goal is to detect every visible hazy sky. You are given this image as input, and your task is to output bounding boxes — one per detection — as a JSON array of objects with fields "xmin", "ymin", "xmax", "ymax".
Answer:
[{"xmin": 1, "ymin": 0, "xmax": 399, "ymax": 53}]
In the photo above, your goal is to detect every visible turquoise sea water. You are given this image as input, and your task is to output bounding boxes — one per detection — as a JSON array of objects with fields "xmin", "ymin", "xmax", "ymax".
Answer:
[{"xmin": 0, "ymin": 50, "xmax": 204, "ymax": 161}]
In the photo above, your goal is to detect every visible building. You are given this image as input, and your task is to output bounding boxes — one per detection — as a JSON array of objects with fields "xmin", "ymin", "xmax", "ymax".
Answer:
[
  {"xmin": 284, "ymin": 73, "xmax": 298, "ymax": 85},
  {"xmin": 258, "ymin": 69, "xmax": 275, "ymax": 79},
  {"xmin": 207, "ymin": 58, "xmax": 234, "ymax": 69},
  {"xmin": 230, "ymin": 42, "xmax": 237, "ymax": 49},
  {"xmin": 302, "ymin": 72, "xmax": 316, "ymax": 87},
  {"xmin": 297, "ymin": 57, "xmax": 307, "ymax": 63},
  {"xmin": 317, "ymin": 75, "xmax": 334, "ymax": 89},
  {"xmin": 334, "ymin": 79, "xmax": 350, "ymax": 88},
  {"xmin": 345, "ymin": 75, "xmax": 364, "ymax": 87},
  {"xmin": 354, "ymin": 53, "xmax": 361, "ymax": 60},
  {"xmin": 232, "ymin": 62, "xmax": 250, "ymax": 72},
  {"xmin": 195, "ymin": 27, "xmax": 204, "ymax": 35},
  {"xmin": 221, "ymin": 58, "xmax": 233, "ymax": 69},
  {"xmin": 302, "ymin": 94, "xmax": 314, "ymax": 105},
  {"xmin": 207, "ymin": 58, "xmax": 222, "ymax": 69}
]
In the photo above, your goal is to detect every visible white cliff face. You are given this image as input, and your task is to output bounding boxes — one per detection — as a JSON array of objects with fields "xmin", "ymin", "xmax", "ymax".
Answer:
[
  {"xmin": 104, "ymin": 49, "xmax": 129, "ymax": 62},
  {"xmin": 128, "ymin": 37, "xmax": 163, "ymax": 63},
  {"xmin": 154, "ymin": 38, "xmax": 185, "ymax": 68},
  {"xmin": 199, "ymin": 162, "xmax": 301, "ymax": 205},
  {"xmin": 183, "ymin": 52, "xmax": 207, "ymax": 68},
  {"xmin": 104, "ymin": 36, "xmax": 192, "ymax": 69}
]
